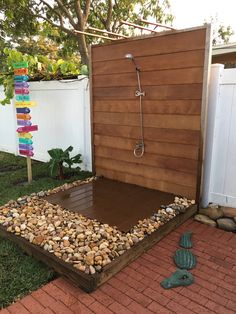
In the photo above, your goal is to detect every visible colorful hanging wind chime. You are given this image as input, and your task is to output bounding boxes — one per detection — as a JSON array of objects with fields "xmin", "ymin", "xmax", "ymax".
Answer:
[{"xmin": 13, "ymin": 61, "xmax": 38, "ymax": 183}]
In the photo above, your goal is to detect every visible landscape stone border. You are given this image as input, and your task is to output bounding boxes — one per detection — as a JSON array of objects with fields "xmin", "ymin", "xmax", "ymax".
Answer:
[
  {"xmin": 0, "ymin": 177, "xmax": 195, "ymax": 275},
  {"xmin": 194, "ymin": 205, "xmax": 236, "ymax": 232}
]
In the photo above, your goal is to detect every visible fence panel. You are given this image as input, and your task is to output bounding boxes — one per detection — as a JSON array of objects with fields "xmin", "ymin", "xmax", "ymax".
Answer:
[
  {"xmin": 0, "ymin": 87, "xmax": 17, "ymax": 155},
  {"xmin": 202, "ymin": 66, "xmax": 236, "ymax": 207},
  {"xmin": 0, "ymin": 78, "xmax": 92, "ymax": 171}
]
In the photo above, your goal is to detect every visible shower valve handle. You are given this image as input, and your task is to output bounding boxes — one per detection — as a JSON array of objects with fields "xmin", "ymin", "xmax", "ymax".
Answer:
[{"xmin": 135, "ymin": 90, "xmax": 145, "ymax": 97}]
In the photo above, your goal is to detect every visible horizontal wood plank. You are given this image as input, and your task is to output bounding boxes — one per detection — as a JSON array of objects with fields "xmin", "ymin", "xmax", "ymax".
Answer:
[
  {"xmin": 94, "ymin": 124, "xmax": 200, "ymax": 146},
  {"xmin": 93, "ymin": 67, "xmax": 204, "ymax": 88},
  {"xmin": 95, "ymin": 146, "xmax": 198, "ymax": 174},
  {"xmin": 93, "ymin": 112, "xmax": 201, "ymax": 130},
  {"xmin": 95, "ymin": 157, "xmax": 196, "ymax": 188},
  {"xmin": 92, "ymin": 28, "xmax": 206, "ymax": 62},
  {"xmin": 96, "ymin": 167, "xmax": 196, "ymax": 199},
  {"xmin": 94, "ymin": 100, "xmax": 202, "ymax": 115},
  {"xmin": 94, "ymin": 135, "xmax": 199, "ymax": 160},
  {"xmin": 93, "ymin": 84, "xmax": 203, "ymax": 100},
  {"xmin": 92, "ymin": 50, "xmax": 205, "ymax": 75}
]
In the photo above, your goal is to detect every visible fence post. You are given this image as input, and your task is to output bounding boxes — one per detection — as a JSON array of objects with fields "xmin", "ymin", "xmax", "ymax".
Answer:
[{"xmin": 201, "ymin": 64, "xmax": 224, "ymax": 207}]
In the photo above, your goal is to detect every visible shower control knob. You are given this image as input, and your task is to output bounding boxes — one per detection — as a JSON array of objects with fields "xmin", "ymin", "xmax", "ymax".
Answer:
[{"xmin": 135, "ymin": 90, "xmax": 145, "ymax": 97}]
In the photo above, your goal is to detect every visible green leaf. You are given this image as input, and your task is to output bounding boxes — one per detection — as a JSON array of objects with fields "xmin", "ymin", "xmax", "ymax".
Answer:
[{"xmin": 81, "ymin": 65, "xmax": 89, "ymax": 76}]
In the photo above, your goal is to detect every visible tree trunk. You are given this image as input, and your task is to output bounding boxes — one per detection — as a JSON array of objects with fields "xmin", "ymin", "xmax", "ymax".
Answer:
[{"xmin": 77, "ymin": 34, "xmax": 89, "ymax": 66}]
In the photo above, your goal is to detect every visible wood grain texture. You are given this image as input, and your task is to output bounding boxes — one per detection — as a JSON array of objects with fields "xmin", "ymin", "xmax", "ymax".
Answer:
[
  {"xmin": 93, "ymin": 50, "xmax": 205, "ymax": 75},
  {"xmin": 93, "ymin": 67, "xmax": 204, "ymax": 87},
  {"xmin": 91, "ymin": 26, "xmax": 209, "ymax": 199},
  {"xmin": 95, "ymin": 157, "xmax": 196, "ymax": 188},
  {"xmin": 94, "ymin": 124, "xmax": 200, "ymax": 145},
  {"xmin": 94, "ymin": 100, "xmax": 202, "ymax": 115},
  {"xmin": 93, "ymin": 112, "xmax": 201, "ymax": 130},
  {"xmin": 94, "ymin": 134, "xmax": 199, "ymax": 160},
  {"xmin": 93, "ymin": 84, "xmax": 203, "ymax": 100},
  {"xmin": 95, "ymin": 146, "xmax": 198, "ymax": 174}
]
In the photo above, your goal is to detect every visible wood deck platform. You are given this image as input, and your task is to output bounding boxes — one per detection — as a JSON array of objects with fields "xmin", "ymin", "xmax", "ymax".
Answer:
[{"xmin": 45, "ymin": 178, "xmax": 175, "ymax": 232}]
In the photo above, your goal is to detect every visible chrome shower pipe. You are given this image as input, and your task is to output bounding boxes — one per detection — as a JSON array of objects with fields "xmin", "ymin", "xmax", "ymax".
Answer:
[{"xmin": 125, "ymin": 53, "xmax": 145, "ymax": 158}]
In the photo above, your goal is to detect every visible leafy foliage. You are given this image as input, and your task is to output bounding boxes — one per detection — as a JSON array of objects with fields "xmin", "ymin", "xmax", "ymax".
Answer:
[
  {"xmin": 206, "ymin": 16, "xmax": 234, "ymax": 45},
  {"xmin": 0, "ymin": 1, "xmax": 173, "ymax": 105},
  {"xmin": 214, "ymin": 25, "xmax": 234, "ymax": 45},
  {"xmin": 0, "ymin": 48, "xmax": 87, "ymax": 105},
  {"xmin": 48, "ymin": 146, "xmax": 82, "ymax": 179},
  {"xmin": 0, "ymin": 0, "xmax": 174, "ymax": 65}
]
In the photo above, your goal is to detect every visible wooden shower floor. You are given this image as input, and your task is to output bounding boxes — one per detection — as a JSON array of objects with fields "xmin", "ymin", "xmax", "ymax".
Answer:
[{"xmin": 45, "ymin": 178, "xmax": 175, "ymax": 232}]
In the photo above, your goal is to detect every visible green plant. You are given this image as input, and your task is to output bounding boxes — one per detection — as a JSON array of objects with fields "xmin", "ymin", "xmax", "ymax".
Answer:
[
  {"xmin": 0, "ymin": 48, "xmax": 88, "ymax": 106},
  {"xmin": 0, "ymin": 0, "xmax": 174, "ymax": 66},
  {"xmin": 48, "ymin": 146, "xmax": 82, "ymax": 180}
]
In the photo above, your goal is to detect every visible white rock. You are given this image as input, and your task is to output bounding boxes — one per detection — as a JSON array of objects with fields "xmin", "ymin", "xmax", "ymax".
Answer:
[{"xmin": 20, "ymin": 224, "xmax": 27, "ymax": 231}]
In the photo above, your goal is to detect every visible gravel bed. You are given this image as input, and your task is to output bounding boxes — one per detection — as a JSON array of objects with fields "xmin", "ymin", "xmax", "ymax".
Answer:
[{"xmin": 0, "ymin": 177, "xmax": 195, "ymax": 275}]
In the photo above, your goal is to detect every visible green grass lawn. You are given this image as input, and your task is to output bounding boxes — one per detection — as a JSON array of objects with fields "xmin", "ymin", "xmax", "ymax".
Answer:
[
  {"xmin": 0, "ymin": 151, "xmax": 91, "ymax": 206},
  {"xmin": 0, "ymin": 151, "xmax": 92, "ymax": 309}
]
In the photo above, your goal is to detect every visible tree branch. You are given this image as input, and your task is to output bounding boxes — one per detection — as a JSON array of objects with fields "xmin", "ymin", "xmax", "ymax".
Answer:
[
  {"xmin": 83, "ymin": 0, "xmax": 91, "ymax": 24},
  {"xmin": 74, "ymin": 0, "xmax": 84, "ymax": 28},
  {"xmin": 105, "ymin": 0, "xmax": 113, "ymax": 31},
  {"xmin": 34, "ymin": 13, "xmax": 77, "ymax": 39},
  {"xmin": 54, "ymin": 0, "xmax": 77, "ymax": 28},
  {"xmin": 90, "ymin": 2, "xmax": 106, "ymax": 28}
]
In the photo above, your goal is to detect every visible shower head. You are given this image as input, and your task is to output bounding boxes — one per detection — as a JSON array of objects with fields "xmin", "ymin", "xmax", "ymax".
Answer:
[
  {"xmin": 124, "ymin": 53, "xmax": 140, "ymax": 71},
  {"xmin": 125, "ymin": 53, "xmax": 134, "ymax": 60}
]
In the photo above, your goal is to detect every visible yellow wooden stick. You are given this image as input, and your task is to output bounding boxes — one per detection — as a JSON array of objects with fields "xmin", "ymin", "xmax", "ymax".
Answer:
[{"xmin": 26, "ymin": 156, "xmax": 32, "ymax": 183}]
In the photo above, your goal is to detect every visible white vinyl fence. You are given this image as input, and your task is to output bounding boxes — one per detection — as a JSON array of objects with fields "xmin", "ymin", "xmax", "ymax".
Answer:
[
  {"xmin": 202, "ymin": 64, "xmax": 236, "ymax": 207},
  {"xmin": 0, "ymin": 77, "xmax": 92, "ymax": 171}
]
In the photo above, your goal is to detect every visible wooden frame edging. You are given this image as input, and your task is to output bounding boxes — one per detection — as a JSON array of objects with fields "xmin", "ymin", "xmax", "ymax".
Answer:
[
  {"xmin": 0, "ymin": 205, "xmax": 197, "ymax": 292},
  {"xmin": 91, "ymin": 25, "xmax": 208, "ymax": 48},
  {"xmin": 197, "ymin": 23, "xmax": 212, "ymax": 205}
]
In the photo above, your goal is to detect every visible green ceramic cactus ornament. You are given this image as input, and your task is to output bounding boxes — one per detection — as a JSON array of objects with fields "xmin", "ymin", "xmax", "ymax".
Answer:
[
  {"xmin": 180, "ymin": 231, "xmax": 193, "ymax": 249},
  {"xmin": 174, "ymin": 249, "xmax": 197, "ymax": 270}
]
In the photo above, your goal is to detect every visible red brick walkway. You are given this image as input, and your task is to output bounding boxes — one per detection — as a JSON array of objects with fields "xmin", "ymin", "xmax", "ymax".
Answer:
[{"xmin": 1, "ymin": 219, "xmax": 236, "ymax": 314}]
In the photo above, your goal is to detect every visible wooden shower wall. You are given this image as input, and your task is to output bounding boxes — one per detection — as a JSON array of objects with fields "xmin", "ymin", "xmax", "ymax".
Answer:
[{"xmin": 91, "ymin": 26, "xmax": 210, "ymax": 200}]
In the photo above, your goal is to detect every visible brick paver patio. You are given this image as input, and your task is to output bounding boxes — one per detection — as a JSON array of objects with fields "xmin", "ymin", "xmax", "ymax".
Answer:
[{"xmin": 1, "ymin": 219, "xmax": 236, "ymax": 314}]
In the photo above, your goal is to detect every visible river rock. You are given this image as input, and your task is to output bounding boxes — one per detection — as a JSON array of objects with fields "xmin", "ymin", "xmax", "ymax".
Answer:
[
  {"xmin": 15, "ymin": 226, "xmax": 21, "ymax": 233},
  {"xmin": 20, "ymin": 223, "xmax": 27, "ymax": 231},
  {"xmin": 194, "ymin": 214, "xmax": 217, "ymax": 227},
  {"xmin": 38, "ymin": 191, "xmax": 45, "ymax": 197},
  {"xmin": 34, "ymin": 235, "xmax": 45, "ymax": 245},
  {"xmin": 222, "ymin": 207, "xmax": 236, "ymax": 218},
  {"xmin": 208, "ymin": 203, "xmax": 220, "ymax": 209},
  {"xmin": 217, "ymin": 218, "xmax": 236, "ymax": 232},
  {"xmin": 199, "ymin": 207, "xmax": 223, "ymax": 220},
  {"xmin": 89, "ymin": 265, "xmax": 96, "ymax": 274},
  {"xmin": 63, "ymin": 240, "xmax": 70, "ymax": 247}
]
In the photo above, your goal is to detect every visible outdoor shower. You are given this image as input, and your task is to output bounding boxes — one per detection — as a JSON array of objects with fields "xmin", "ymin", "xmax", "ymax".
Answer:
[{"xmin": 125, "ymin": 53, "xmax": 145, "ymax": 158}]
